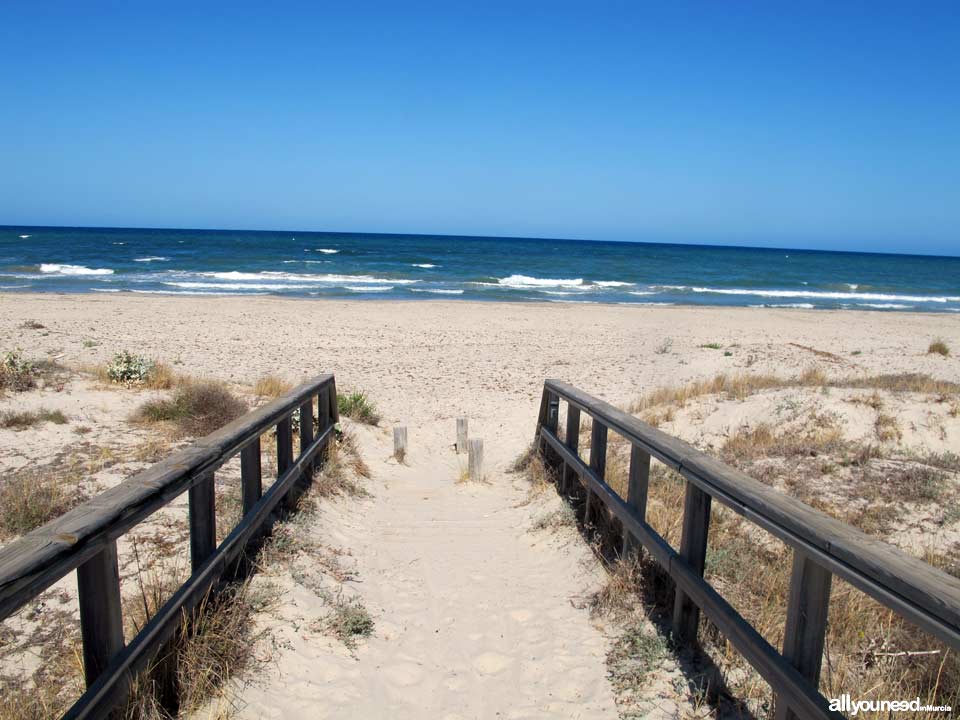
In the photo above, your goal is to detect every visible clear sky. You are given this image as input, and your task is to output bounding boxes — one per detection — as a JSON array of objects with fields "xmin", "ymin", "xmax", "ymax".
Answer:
[{"xmin": 1, "ymin": 1, "xmax": 958, "ymax": 255}]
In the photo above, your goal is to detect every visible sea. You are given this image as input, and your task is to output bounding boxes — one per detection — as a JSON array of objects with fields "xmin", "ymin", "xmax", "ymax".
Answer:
[{"xmin": 1, "ymin": 226, "xmax": 958, "ymax": 313}]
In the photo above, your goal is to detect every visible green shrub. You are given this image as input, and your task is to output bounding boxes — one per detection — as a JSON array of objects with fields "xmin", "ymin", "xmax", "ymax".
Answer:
[
  {"xmin": 337, "ymin": 391, "xmax": 380, "ymax": 425},
  {"xmin": 0, "ymin": 351, "xmax": 36, "ymax": 392},
  {"xmin": 928, "ymin": 339, "xmax": 950, "ymax": 357},
  {"xmin": 107, "ymin": 351, "xmax": 155, "ymax": 385}
]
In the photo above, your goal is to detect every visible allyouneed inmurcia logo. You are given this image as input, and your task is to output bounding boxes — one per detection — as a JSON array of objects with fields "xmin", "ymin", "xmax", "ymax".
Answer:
[{"xmin": 829, "ymin": 695, "xmax": 952, "ymax": 715}]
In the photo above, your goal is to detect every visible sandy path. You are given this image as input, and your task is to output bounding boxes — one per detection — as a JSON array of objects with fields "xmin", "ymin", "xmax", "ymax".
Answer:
[{"xmin": 236, "ymin": 420, "xmax": 617, "ymax": 719}]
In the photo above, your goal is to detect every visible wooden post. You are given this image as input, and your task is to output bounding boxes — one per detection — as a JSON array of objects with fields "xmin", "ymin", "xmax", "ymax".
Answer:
[
  {"xmin": 672, "ymin": 481, "xmax": 712, "ymax": 644},
  {"xmin": 188, "ymin": 473, "xmax": 216, "ymax": 572},
  {"xmin": 468, "ymin": 438, "xmax": 484, "ymax": 481},
  {"xmin": 240, "ymin": 437, "xmax": 262, "ymax": 515},
  {"xmin": 622, "ymin": 445, "xmax": 651, "ymax": 558},
  {"xmin": 299, "ymin": 399, "xmax": 314, "ymax": 467},
  {"xmin": 77, "ymin": 542, "xmax": 124, "ymax": 687},
  {"xmin": 456, "ymin": 417, "xmax": 469, "ymax": 454},
  {"xmin": 561, "ymin": 405, "xmax": 581, "ymax": 494},
  {"xmin": 774, "ymin": 552, "xmax": 833, "ymax": 720},
  {"xmin": 585, "ymin": 421, "xmax": 607, "ymax": 526},
  {"xmin": 544, "ymin": 392, "xmax": 560, "ymax": 470},
  {"xmin": 317, "ymin": 387, "xmax": 332, "ymax": 469},
  {"xmin": 393, "ymin": 426, "xmax": 408, "ymax": 462}
]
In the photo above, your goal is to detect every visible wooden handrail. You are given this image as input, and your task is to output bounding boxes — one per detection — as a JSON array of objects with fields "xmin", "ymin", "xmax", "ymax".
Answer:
[
  {"xmin": 0, "ymin": 373, "xmax": 339, "ymax": 719},
  {"xmin": 537, "ymin": 379, "xmax": 960, "ymax": 720}
]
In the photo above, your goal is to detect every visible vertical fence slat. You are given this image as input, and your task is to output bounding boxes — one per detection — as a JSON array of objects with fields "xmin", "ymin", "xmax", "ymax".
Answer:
[
  {"xmin": 77, "ymin": 541, "xmax": 124, "ymax": 687},
  {"xmin": 456, "ymin": 417, "xmax": 469, "ymax": 454},
  {"xmin": 240, "ymin": 437, "xmax": 262, "ymax": 515},
  {"xmin": 622, "ymin": 444, "xmax": 651, "ymax": 558},
  {"xmin": 561, "ymin": 405, "xmax": 581, "ymax": 494},
  {"xmin": 277, "ymin": 416, "xmax": 293, "ymax": 475},
  {"xmin": 585, "ymin": 421, "xmax": 607, "ymax": 526},
  {"xmin": 188, "ymin": 472, "xmax": 216, "ymax": 571},
  {"xmin": 774, "ymin": 551, "xmax": 833, "ymax": 720},
  {"xmin": 299, "ymin": 399, "xmax": 314, "ymax": 467},
  {"xmin": 672, "ymin": 481, "xmax": 712, "ymax": 643}
]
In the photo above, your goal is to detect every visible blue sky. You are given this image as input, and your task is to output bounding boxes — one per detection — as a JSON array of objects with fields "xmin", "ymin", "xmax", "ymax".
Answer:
[{"xmin": 1, "ymin": 1, "xmax": 957, "ymax": 255}]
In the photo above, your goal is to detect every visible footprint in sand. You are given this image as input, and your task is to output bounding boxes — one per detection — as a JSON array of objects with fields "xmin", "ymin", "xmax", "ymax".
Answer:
[{"xmin": 473, "ymin": 652, "xmax": 513, "ymax": 675}]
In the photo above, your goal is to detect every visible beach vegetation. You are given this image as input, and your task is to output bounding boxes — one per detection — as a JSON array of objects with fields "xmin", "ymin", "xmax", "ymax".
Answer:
[
  {"xmin": 699, "ymin": 342, "xmax": 722, "ymax": 349},
  {"xmin": 0, "ymin": 469, "xmax": 86, "ymax": 539},
  {"xmin": 132, "ymin": 381, "xmax": 246, "ymax": 437},
  {"xmin": 0, "ymin": 408, "xmax": 68, "ymax": 430},
  {"xmin": 253, "ymin": 374, "xmax": 292, "ymax": 398},
  {"xmin": 0, "ymin": 350, "xmax": 36, "ymax": 392},
  {"xmin": 19, "ymin": 320, "xmax": 45, "ymax": 330},
  {"xmin": 928, "ymin": 338, "xmax": 950, "ymax": 356},
  {"xmin": 313, "ymin": 429, "xmax": 371, "ymax": 497},
  {"xmin": 653, "ymin": 337, "xmax": 673, "ymax": 355},
  {"xmin": 106, "ymin": 350, "xmax": 154, "ymax": 385},
  {"xmin": 323, "ymin": 594, "xmax": 374, "ymax": 648},
  {"xmin": 337, "ymin": 390, "xmax": 380, "ymax": 425}
]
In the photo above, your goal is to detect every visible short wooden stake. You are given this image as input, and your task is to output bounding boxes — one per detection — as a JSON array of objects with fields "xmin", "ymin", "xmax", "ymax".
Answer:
[
  {"xmin": 393, "ymin": 426, "xmax": 408, "ymax": 462},
  {"xmin": 456, "ymin": 417, "xmax": 469, "ymax": 454},
  {"xmin": 468, "ymin": 438, "xmax": 484, "ymax": 481}
]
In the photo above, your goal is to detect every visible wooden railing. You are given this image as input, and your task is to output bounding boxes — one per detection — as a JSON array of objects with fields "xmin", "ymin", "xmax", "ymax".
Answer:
[
  {"xmin": 535, "ymin": 380, "xmax": 960, "ymax": 720},
  {"xmin": 0, "ymin": 374, "xmax": 338, "ymax": 719}
]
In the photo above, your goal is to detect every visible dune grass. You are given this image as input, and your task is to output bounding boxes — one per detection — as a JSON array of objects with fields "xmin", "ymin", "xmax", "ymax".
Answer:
[
  {"xmin": 133, "ymin": 381, "xmax": 246, "ymax": 437},
  {"xmin": 0, "ymin": 408, "xmax": 67, "ymax": 430},
  {"xmin": 252, "ymin": 374, "xmax": 293, "ymax": 398},
  {"xmin": 928, "ymin": 338, "xmax": 950, "ymax": 357},
  {"xmin": 0, "ymin": 470, "xmax": 86, "ymax": 539},
  {"xmin": 337, "ymin": 390, "xmax": 380, "ymax": 425}
]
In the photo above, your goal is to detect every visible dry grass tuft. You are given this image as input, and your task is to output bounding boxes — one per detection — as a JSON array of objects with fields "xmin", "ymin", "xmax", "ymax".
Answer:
[
  {"xmin": 252, "ymin": 375, "xmax": 293, "ymax": 398},
  {"xmin": 322, "ymin": 592, "xmax": 375, "ymax": 648},
  {"xmin": 0, "ymin": 471, "xmax": 86, "ymax": 539},
  {"xmin": 0, "ymin": 407, "xmax": 68, "ymax": 430},
  {"xmin": 312, "ymin": 430, "xmax": 371, "ymax": 498},
  {"xmin": 928, "ymin": 338, "xmax": 950, "ymax": 357},
  {"xmin": 132, "ymin": 381, "xmax": 247, "ymax": 437}
]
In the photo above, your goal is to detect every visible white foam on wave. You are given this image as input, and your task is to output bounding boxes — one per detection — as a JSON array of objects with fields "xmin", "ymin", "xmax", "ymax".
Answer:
[
  {"xmin": 91, "ymin": 288, "xmax": 122, "ymax": 293},
  {"xmin": 165, "ymin": 281, "xmax": 313, "ymax": 291},
  {"xmin": 411, "ymin": 263, "xmax": 437, "ymax": 268},
  {"xmin": 132, "ymin": 289, "xmax": 267, "ymax": 296},
  {"xmin": 409, "ymin": 288, "xmax": 463, "ymax": 295},
  {"xmin": 197, "ymin": 271, "xmax": 416, "ymax": 285},
  {"xmin": 628, "ymin": 290, "xmax": 656, "ymax": 296},
  {"xmin": 498, "ymin": 274, "xmax": 584, "ymax": 289},
  {"xmin": 18, "ymin": 235, "xmax": 30, "ymax": 239},
  {"xmin": 316, "ymin": 248, "xmax": 339, "ymax": 254},
  {"xmin": 748, "ymin": 303, "xmax": 816, "ymax": 309},
  {"xmin": 344, "ymin": 285, "xmax": 393, "ymax": 292},
  {"xmin": 857, "ymin": 303, "xmax": 912, "ymax": 309},
  {"xmin": 593, "ymin": 280, "xmax": 634, "ymax": 288},
  {"xmin": 282, "ymin": 260, "xmax": 329, "ymax": 265},
  {"xmin": 660, "ymin": 285, "xmax": 959, "ymax": 303},
  {"xmin": 40, "ymin": 263, "xmax": 114, "ymax": 276},
  {"xmin": 0, "ymin": 284, "xmax": 30, "ymax": 289},
  {"xmin": 134, "ymin": 256, "xmax": 170, "ymax": 262}
]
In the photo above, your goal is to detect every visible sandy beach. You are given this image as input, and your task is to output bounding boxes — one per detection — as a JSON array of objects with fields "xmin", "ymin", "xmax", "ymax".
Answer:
[{"xmin": 1, "ymin": 293, "xmax": 958, "ymax": 718}]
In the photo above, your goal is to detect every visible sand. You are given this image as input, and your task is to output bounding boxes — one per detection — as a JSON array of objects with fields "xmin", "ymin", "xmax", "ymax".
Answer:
[{"xmin": 1, "ymin": 294, "xmax": 958, "ymax": 718}]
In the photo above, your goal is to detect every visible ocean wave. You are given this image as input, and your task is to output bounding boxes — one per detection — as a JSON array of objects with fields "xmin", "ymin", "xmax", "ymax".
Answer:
[
  {"xmin": 593, "ymin": 280, "xmax": 634, "ymax": 287},
  {"xmin": 18, "ymin": 235, "xmax": 30, "ymax": 239},
  {"xmin": 316, "ymin": 248, "xmax": 339, "ymax": 254},
  {"xmin": 91, "ymin": 288, "xmax": 122, "ymax": 293},
  {"xmin": 165, "ymin": 281, "xmax": 314, "ymax": 291},
  {"xmin": 663, "ymin": 285, "xmax": 959, "ymax": 303},
  {"xmin": 344, "ymin": 285, "xmax": 393, "ymax": 292},
  {"xmin": 498, "ymin": 274, "xmax": 584, "ymax": 288},
  {"xmin": 748, "ymin": 303, "xmax": 816, "ymax": 309},
  {"xmin": 282, "ymin": 259, "xmax": 329, "ymax": 264},
  {"xmin": 133, "ymin": 256, "xmax": 170, "ymax": 262},
  {"xmin": 409, "ymin": 288, "xmax": 463, "ymax": 295},
  {"xmin": 856, "ymin": 303, "xmax": 912, "ymax": 309},
  {"xmin": 196, "ymin": 271, "xmax": 416, "ymax": 285},
  {"xmin": 411, "ymin": 263, "xmax": 437, "ymax": 268},
  {"xmin": 627, "ymin": 290, "xmax": 656, "ymax": 296},
  {"xmin": 0, "ymin": 284, "xmax": 30, "ymax": 289},
  {"xmin": 131, "ymin": 289, "xmax": 267, "ymax": 296},
  {"xmin": 40, "ymin": 263, "xmax": 114, "ymax": 276}
]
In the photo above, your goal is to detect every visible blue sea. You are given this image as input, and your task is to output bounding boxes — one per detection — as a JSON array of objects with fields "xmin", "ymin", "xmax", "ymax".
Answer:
[{"xmin": 1, "ymin": 226, "xmax": 959, "ymax": 312}]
